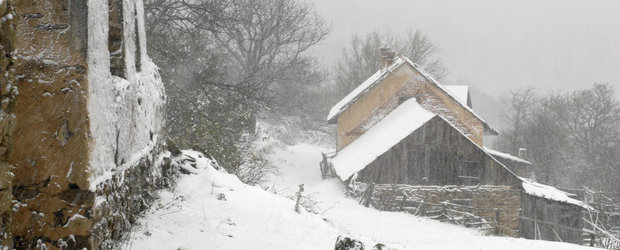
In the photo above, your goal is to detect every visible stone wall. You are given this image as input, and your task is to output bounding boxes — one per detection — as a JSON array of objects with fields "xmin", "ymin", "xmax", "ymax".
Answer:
[
  {"xmin": 336, "ymin": 60, "xmax": 488, "ymax": 152},
  {"xmin": 353, "ymin": 67, "xmax": 485, "ymax": 147},
  {"xmin": 6, "ymin": 0, "xmax": 168, "ymax": 249},
  {"xmin": 0, "ymin": 0, "xmax": 18, "ymax": 247},
  {"xmin": 9, "ymin": 1, "xmax": 92, "ymax": 248},
  {"xmin": 91, "ymin": 145, "xmax": 174, "ymax": 248},
  {"xmin": 363, "ymin": 184, "xmax": 522, "ymax": 236},
  {"xmin": 336, "ymin": 64, "xmax": 414, "ymax": 150}
]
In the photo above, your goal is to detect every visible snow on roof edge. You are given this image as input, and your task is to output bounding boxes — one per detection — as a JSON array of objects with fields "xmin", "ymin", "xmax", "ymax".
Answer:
[
  {"xmin": 326, "ymin": 56, "xmax": 499, "ymax": 135},
  {"xmin": 331, "ymin": 98, "xmax": 436, "ymax": 181},
  {"xmin": 443, "ymin": 85, "xmax": 469, "ymax": 107},
  {"xmin": 520, "ymin": 178, "xmax": 591, "ymax": 209},
  {"xmin": 404, "ymin": 59, "xmax": 499, "ymax": 135},
  {"xmin": 327, "ymin": 57, "xmax": 407, "ymax": 123},
  {"xmin": 483, "ymin": 147, "xmax": 532, "ymax": 165},
  {"xmin": 332, "ymin": 99, "xmax": 521, "ymax": 185}
]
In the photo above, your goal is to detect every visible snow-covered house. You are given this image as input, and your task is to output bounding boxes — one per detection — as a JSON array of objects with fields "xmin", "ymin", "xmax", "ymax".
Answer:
[
  {"xmin": 5, "ymin": 0, "xmax": 169, "ymax": 248},
  {"xmin": 331, "ymin": 98, "xmax": 520, "ymax": 187},
  {"xmin": 327, "ymin": 53, "xmax": 498, "ymax": 151},
  {"xmin": 324, "ymin": 50, "xmax": 588, "ymax": 244}
]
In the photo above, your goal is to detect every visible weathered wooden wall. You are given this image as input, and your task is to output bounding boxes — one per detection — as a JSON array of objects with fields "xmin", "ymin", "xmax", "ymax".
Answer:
[
  {"xmin": 356, "ymin": 116, "xmax": 519, "ymax": 186},
  {"xmin": 520, "ymin": 193, "xmax": 584, "ymax": 244}
]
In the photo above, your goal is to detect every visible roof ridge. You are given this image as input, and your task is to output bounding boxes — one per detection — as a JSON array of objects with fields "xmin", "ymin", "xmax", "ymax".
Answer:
[
  {"xmin": 326, "ymin": 56, "xmax": 498, "ymax": 135},
  {"xmin": 403, "ymin": 58, "xmax": 499, "ymax": 135}
]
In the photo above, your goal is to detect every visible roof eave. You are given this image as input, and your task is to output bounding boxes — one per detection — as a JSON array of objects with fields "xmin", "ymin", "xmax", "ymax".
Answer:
[
  {"xmin": 405, "ymin": 60, "xmax": 502, "ymax": 137},
  {"xmin": 483, "ymin": 124, "xmax": 500, "ymax": 135}
]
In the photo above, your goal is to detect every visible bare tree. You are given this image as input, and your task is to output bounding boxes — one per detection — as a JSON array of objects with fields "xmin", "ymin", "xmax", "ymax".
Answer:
[
  {"xmin": 213, "ymin": 0, "xmax": 329, "ymax": 108},
  {"xmin": 144, "ymin": 0, "xmax": 328, "ymax": 183},
  {"xmin": 494, "ymin": 87, "xmax": 537, "ymax": 154},
  {"xmin": 496, "ymin": 84, "xmax": 620, "ymax": 192},
  {"xmin": 331, "ymin": 30, "xmax": 446, "ymax": 100},
  {"xmin": 564, "ymin": 84, "xmax": 620, "ymax": 190}
]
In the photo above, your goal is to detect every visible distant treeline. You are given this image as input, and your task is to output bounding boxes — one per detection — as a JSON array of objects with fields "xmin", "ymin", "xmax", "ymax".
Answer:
[{"xmin": 495, "ymin": 84, "xmax": 620, "ymax": 193}]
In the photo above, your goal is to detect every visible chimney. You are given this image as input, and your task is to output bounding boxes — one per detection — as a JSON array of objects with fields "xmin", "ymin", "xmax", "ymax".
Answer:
[
  {"xmin": 379, "ymin": 47, "xmax": 396, "ymax": 72},
  {"xmin": 518, "ymin": 148, "xmax": 528, "ymax": 159}
]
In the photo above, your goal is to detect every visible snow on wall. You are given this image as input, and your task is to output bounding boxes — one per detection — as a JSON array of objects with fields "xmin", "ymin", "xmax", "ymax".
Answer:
[
  {"xmin": 87, "ymin": 0, "xmax": 165, "ymax": 190},
  {"xmin": 415, "ymin": 88, "xmax": 477, "ymax": 139},
  {"xmin": 405, "ymin": 59, "xmax": 498, "ymax": 135},
  {"xmin": 327, "ymin": 56, "xmax": 498, "ymax": 136},
  {"xmin": 327, "ymin": 57, "xmax": 407, "ymax": 122}
]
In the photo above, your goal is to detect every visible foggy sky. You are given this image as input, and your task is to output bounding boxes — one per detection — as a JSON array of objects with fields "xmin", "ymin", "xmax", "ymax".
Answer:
[{"xmin": 308, "ymin": 0, "xmax": 620, "ymax": 98}]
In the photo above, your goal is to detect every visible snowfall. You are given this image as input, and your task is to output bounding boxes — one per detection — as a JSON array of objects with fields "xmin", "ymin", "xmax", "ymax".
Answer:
[{"xmin": 126, "ymin": 141, "xmax": 594, "ymax": 249}]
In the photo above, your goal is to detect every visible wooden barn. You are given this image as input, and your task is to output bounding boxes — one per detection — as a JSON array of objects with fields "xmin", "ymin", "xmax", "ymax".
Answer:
[{"xmin": 323, "ymin": 50, "xmax": 590, "ymax": 244}]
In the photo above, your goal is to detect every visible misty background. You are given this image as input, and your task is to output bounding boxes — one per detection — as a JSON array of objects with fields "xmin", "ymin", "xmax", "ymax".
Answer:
[
  {"xmin": 144, "ymin": 0, "xmax": 620, "ymax": 192},
  {"xmin": 308, "ymin": 0, "xmax": 620, "ymax": 99}
]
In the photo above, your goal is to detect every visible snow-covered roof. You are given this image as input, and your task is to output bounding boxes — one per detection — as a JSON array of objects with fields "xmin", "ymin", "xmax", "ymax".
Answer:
[
  {"xmin": 331, "ymin": 98, "xmax": 436, "ymax": 181},
  {"xmin": 326, "ymin": 56, "xmax": 499, "ymax": 135},
  {"xmin": 444, "ymin": 85, "xmax": 470, "ymax": 107},
  {"xmin": 483, "ymin": 147, "xmax": 532, "ymax": 165},
  {"xmin": 327, "ymin": 57, "xmax": 408, "ymax": 122},
  {"xmin": 407, "ymin": 60, "xmax": 499, "ymax": 135},
  {"xmin": 521, "ymin": 178, "xmax": 590, "ymax": 209}
]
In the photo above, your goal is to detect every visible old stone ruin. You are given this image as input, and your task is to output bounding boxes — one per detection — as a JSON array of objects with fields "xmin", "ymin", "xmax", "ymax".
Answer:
[{"xmin": 1, "ymin": 0, "xmax": 174, "ymax": 249}]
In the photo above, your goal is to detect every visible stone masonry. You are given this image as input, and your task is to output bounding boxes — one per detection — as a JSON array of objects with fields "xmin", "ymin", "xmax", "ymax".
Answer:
[
  {"xmin": 10, "ymin": 1, "xmax": 92, "ymax": 248},
  {"xmin": 4, "ymin": 1, "xmax": 169, "ymax": 249},
  {"xmin": 365, "ymin": 184, "xmax": 522, "ymax": 236},
  {"xmin": 0, "ymin": 0, "xmax": 18, "ymax": 247}
]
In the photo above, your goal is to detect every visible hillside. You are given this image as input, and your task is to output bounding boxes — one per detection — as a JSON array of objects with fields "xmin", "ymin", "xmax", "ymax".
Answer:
[{"xmin": 127, "ymin": 140, "xmax": 594, "ymax": 249}]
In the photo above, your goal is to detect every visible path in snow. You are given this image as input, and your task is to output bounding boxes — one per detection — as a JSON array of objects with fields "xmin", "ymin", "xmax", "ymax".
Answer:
[
  {"xmin": 127, "ymin": 150, "xmax": 341, "ymax": 249},
  {"xmin": 126, "ymin": 143, "xmax": 593, "ymax": 249},
  {"xmin": 266, "ymin": 143, "xmax": 593, "ymax": 250}
]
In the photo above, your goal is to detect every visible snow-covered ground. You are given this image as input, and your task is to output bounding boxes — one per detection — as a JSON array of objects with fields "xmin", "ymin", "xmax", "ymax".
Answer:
[{"xmin": 127, "ymin": 142, "xmax": 594, "ymax": 249}]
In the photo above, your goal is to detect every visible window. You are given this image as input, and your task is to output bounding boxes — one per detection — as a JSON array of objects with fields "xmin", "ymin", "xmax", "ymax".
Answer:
[
  {"xmin": 134, "ymin": 7, "xmax": 141, "ymax": 72},
  {"xmin": 109, "ymin": 0, "xmax": 125, "ymax": 78}
]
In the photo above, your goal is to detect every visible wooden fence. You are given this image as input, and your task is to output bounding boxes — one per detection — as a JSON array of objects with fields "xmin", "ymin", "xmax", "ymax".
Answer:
[
  {"xmin": 557, "ymin": 186, "xmax": 620, "ymax": 249},
  {"xmin": 354, "ymin": 182, "xmax": 620, "ymax": 249},
  {"xmin": 320, "ymin": 152, "xmax": 337, "ymax": 179}
]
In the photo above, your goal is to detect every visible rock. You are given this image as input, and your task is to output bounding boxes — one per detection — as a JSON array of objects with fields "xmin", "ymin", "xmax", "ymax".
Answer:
[{"xmin": 335, "ymin": 236, "xmax": 365, "ymax": 250}]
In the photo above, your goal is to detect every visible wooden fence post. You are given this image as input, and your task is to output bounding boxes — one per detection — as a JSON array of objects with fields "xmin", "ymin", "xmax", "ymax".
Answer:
[
  {"xmin": 320, "ymin": 153, "xmax": 327, "ymax": 179},
  {"xmin": 494, "ymin": 208, "xmax": 501, "ymax": 235},
  {"xmin": 295, "ymin": 184, "xmax": 304, "ymax": 213},
  {"xmin": 362, "ymin": 183, "xmax": 375, "ymax": 207}
]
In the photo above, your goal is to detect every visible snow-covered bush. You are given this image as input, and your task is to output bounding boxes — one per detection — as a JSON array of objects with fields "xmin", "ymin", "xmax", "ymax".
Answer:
[
  {"xmin": 257, "ymin": 116, "xmax": 335, "ymax": 147},
  {"xmin": 232, "ymin": 146, "xmax": 278, "ymax": 185}
]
